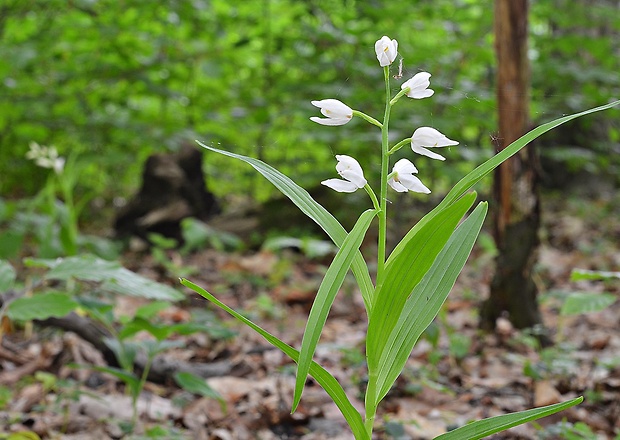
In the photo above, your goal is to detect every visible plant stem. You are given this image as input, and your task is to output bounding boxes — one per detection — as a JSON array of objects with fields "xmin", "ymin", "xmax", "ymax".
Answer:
[
  {"xmin": 367, "ymin": 64, "xmax": 392, "ymax": 439},
  {"xmin": 59, "ymin": 173, "xmax": 78, "ymax": 255},
  {"xmin": 364, "ymin": 370, "xmax": 378, "ymax": 437},
  {"xmin": 388, "ymin": 137, "xmax": 413, "ymax": 155},
  {"xmin": 376, "ymin": 66, "xmax": 392, "ymax": 288},
  {"xmin": 353, "ymin": 110, "xmax": 383, "ymax": 128}
]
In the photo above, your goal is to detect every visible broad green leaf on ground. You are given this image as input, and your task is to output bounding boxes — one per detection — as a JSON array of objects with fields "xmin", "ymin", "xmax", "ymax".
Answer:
[
  {"xmin": 180, "ymin": 278, "xmax": 369, "ymax": 440},
  {"xmin": 26, "ymin": 254, "xmax": 120, "ymax": 280},
  {"xmin": 87, "ymin": 365, "xmax": 141, "ymax": 398},
  {"xmin": 25, "ymin": 255, "xmax": 183, "ymax": 301},
  {"xmin": 6, "ymin": 292, "xmax": 79, "ymax": 321},
  {"xmin": 560, "ymin": 292, "xmax": 616, "ymax": 316},
  {"xmin": 366, "ymin": 192, "xmax": 476, "ymax": 372},
  {"xmin": 173, "ymin": 371, "xmax": 226, "ymax": 412},
  {"xmin": 570, "ymin": 268, "xmax": 620, "ymax": 281},
  {"xmin": 371, "ymin": 202, "xmax": 488, "ymax": 406},
  {"xmin": 0, "ymin": 260, "xmax": 16, "ymax": 292},
  {"xmin": 388, "ymin": 100, "xmax": 620, "ymax": 267},
  {"xmin": 195, "ymin": 141, "xmax": 375, "ymax": 313},
  {"xmin": 293, "ymin": 209, "xmax": 377, "ymax": 412},
  {"xmin": 434, "ymin": 397, "xmax": 583, "ymax": 440}
]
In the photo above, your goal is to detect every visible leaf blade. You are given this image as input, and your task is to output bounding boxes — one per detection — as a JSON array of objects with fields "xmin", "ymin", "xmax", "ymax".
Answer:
[
  {"xmin": 434, "ymin": 397, "xmax": 583, "ymax": 440},
  {"xmin": 293, "ymin": 209, "xmax": 377, "ymax": 412},
  {"xmin": 196, "ymin": 141, "xmax": 375, "ymax": 312},
  {"xmin": 388, "ymin": 100, "xmax": 620, "ymax": 267},
  {"xmin": 181, "ymin": 278, "xmax": 369, "ymax": 440},
  {"xmin": 373, "ymin": 202, "xmax": 487, "ymax": 405},
  {"xmin": 438, "ymin": 100, "xmax": 620, "ymax": 211},
  {"xmin": 367, "ymin": 192, "xmax": 476, "ymax": 373}
]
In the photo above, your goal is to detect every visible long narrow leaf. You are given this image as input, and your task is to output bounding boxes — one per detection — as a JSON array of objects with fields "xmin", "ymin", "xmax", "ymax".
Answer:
[
  {"xmin": 388, "ymin": 100, "xmax": 620, "ymax": 266},
  {"xmin": 180, "ymin": 278, "xmax": 369, "ymax": 440},
  {"xmin": 293, "ymin": 209, "xmax": 377, "ymax": 412},
  {"xmin": 196, "ymin": 141, "xmax": 375, "ymax": 312},
  {"xmin": 373, "ymin": 202, "xmax": 487, "ymax": 406},
  {"xmin": 434, "ymin": 397, "xmax": 583, "ymax": 440},
  {"xmin": 439, "ymin": 100, "xmax": 619, "ymax": 210},
  {"xmin": 366, "ymin": 192, "xmax": 476, "ymax": 371}
]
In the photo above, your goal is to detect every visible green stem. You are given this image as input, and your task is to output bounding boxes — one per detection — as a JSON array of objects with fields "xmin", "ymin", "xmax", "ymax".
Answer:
[
  {"xmin": 132, "ymin": 349, "xmax": 157, "ymax": 429},
  {"xmin": 59, "ymin": 173, "xmax": 78, "ymax": 255},
  {"xmin": 388, "ymin": 137, "xmax": 413, "ymax": 155},
  {"xmin": 352, "ymin": 110, "xmax": 383, "ymax": 128},
  {"xmin": 376, "ymin": 66, "xmax": 391, "ymax": 288},
  {"xmin": 364, "ymin": 370, "xmax": 378, "ymax": 437},
  {"xmin": 364, "ymin": 184, "xmax": 381, "ymax": 211},
  {"xmin": 366, "ymin": 64, "xmax": 392, "ymax": 439},
  {"xmin": 389, "ymin": 87, "xmax": 410, "ymax": 106}
]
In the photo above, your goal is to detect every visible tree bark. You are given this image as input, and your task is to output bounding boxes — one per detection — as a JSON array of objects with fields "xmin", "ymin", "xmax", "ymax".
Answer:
[{"xmin": 480, "ymin": 0, "xmax": 546, "ymax": 337}]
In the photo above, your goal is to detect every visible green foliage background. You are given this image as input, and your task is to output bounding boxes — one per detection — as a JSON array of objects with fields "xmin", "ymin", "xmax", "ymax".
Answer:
[{"xmin": 1, "ymin": 0, "xmax": 618, "ymax": 206}]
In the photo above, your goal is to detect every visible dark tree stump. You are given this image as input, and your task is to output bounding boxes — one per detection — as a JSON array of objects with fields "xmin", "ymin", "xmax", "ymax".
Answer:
[{"xmin": 114, "ymin": 143, "xmax": 219, "ymax": 244}]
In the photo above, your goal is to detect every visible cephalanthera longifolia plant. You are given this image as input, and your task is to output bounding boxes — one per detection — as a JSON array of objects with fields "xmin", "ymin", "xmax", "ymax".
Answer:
[{"xmin": 182, "ymin": 36, "xmax": 618, "ymax": 439}]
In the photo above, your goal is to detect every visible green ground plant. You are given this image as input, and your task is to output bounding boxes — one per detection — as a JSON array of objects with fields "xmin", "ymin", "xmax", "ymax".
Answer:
[
  {"xmin": 0, "ymin": 255, "xmax": 228, "ymax": 433},
  {"xmin": 182, "ymin": 36, "xmax": 619, "ymax": 438}
]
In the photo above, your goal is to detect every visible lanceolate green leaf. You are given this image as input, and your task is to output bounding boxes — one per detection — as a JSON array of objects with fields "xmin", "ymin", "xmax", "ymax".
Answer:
[
  {"xmin": 438, "ymin": 100, "xmax": 619, "ymax": 210},
  {"xmin": 434, "ymin": 397, "xmax": 583, "ymax": 440},
  {"xmin": 180, "ymin": 278, "xmax": 369, "ymax": 440},
  {"xmin": 293, "ymin": 209, "xmax": 377, "ymax": 412},
  {"xmin": 388, "ymin": 100, "xmax": 620, "ymax": 266},
  {"xmin": 366, "ymin": 192, "xmax": 476, "ymax": 372},
  {"xmin": 196, "ymin": 141, "xmax": 375, "ymax": 313},
  {"xmin": 372, "ymin": 202, "xmax": 487, "ymax": 406}
]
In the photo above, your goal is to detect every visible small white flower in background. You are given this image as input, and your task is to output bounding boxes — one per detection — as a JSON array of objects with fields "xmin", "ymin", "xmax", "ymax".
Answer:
[
  {"xmin": 375, "ymin": 36, "xmax": 398, "ymax": 67},
  {"xmin": 26, "ymin": 141, "xmax": 65, "ymax": 174},
  {"xmin": 401, "ymin": 72, "xmax": 434, "ymax": 99},
  {"xmin": 388, "ymin": 158, "xmax": 431, "ymax": 194},
  {"xmin": 321, "ymin": 155, "xmax": 367, "ymax": 193},
  {"xmin": 310, "ymin": 99, "xmax": 353, "ymax": 126},
  {"xmin": 410, "ymin": 127, "xmax": 459, "ymax": 161}
]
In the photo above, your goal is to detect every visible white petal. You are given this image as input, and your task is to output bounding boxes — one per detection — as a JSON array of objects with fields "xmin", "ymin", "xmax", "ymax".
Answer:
[
  {"xmin": 408, "ymin": 89, "xmax": 435, "ymax": 99},
  {"xmin": 311, "ymin": 99, "xmax": 353, "ymax": 118},
  {"xmin": 402, "ymin": 72, "xmax": 434, "ymax": 99},
  {"xmin": 53, "ymin": 157, "xmax": 66, "ymax": 174},
  {"xmin": 401, "ymin": 72, "xmax": 429, "ymax": 90},
  {"xmin": 336, "ymin": 154, "xmax": 363, "ymax": 174},
  {"xmin": 388, "ymin": 178, "xmax": 408, "ymax": 193},
  {"xmin": 310, "ymin": 116, "xmax": 350, "ymax": 126},
  {"xmin": 374, "ymin": 36, "xmax": 398, "ymax": 67},
  {"xmin": 399, "ymin": 174, "xmax": 431, "ymax": 193},
  {"xmin": 393, "ymin": 158, "xmax": 418, "ymax": 175},
  {"xmin": 412, "ymin": 127, "xmax": 459, "ymax": 148},
  {"xmin": 340, "ymin": 169, "xmax": 367, "ymax": 188},
  {"xmin": 321, "ymin": 178, "xmax": 359, "ymax": 193},
  {"xmin": 411, "ymin": 145, "xmax": 446, "ymax": 161}
]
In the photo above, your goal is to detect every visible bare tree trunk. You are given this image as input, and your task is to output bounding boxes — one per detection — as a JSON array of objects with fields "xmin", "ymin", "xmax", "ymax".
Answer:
[{"xmin": 480, "ymin": 0, "xmax": 546, "ymax": 337}]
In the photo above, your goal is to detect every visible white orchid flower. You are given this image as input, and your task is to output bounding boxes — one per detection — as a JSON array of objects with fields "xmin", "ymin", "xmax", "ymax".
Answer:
[
  {"xmin": 388, "ymin": 158, "xmax": 430, "ymax": 194},
  {"xmin": 321, "ymin": 155, "xmax": 367, "ymax": 193},
  {"xmin": 374, "ymin": 36, "xmax": 398, "ymax": 67},
  {"xmin": 310, "ymin": 99, "xmax": 353, "ymax": 126},
  {"xmin": 410, "ymin": 127, "xmax": 459, "ymax": 161},
  {"xmin": 26, "ymin": 141, "xmax": 65, "ymax": 174},
  {"xmin": 401, "ymin": 72, "xmax": 434, "ymax": 99}
]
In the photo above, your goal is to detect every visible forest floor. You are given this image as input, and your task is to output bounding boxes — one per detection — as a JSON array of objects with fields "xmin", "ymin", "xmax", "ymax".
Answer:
[{"xmin": 1, "ymin": 189, "xmax": 620, "ymax": 440}]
